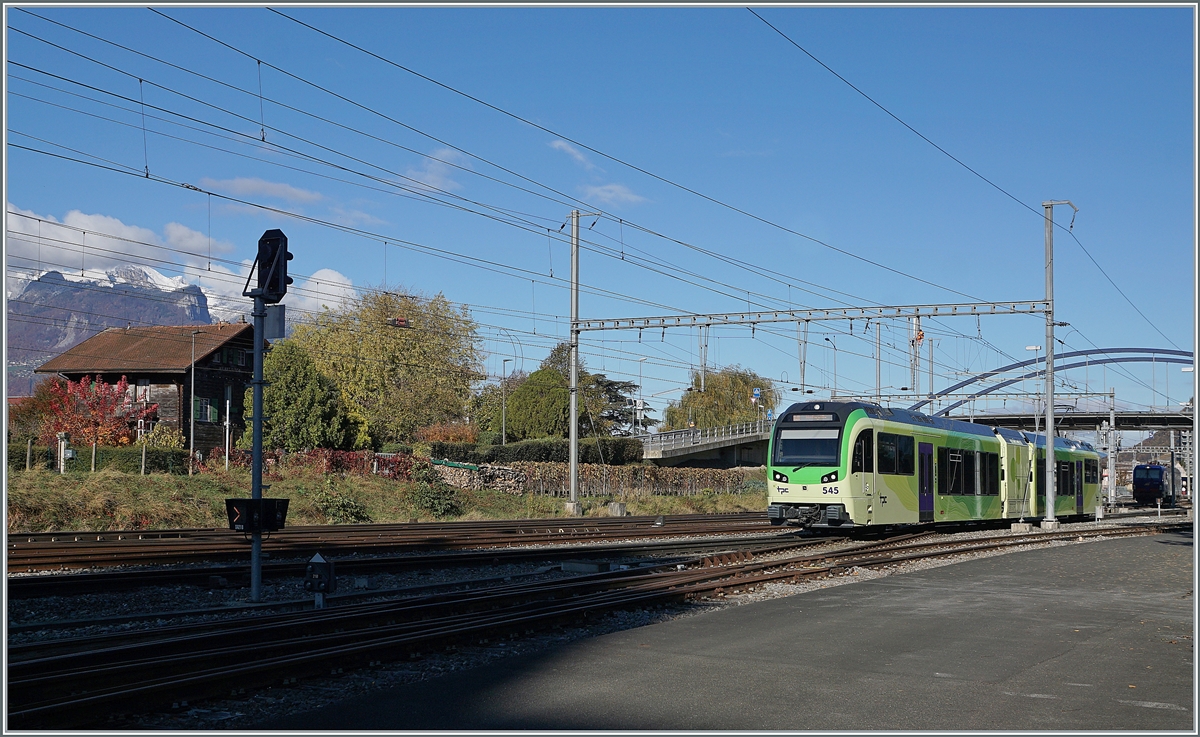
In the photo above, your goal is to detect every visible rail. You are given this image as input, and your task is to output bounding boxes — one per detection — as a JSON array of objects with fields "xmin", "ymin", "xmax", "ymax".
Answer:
[{"xmin": 640, "ymin": 419, "xmax": 771, "ymax": 454}]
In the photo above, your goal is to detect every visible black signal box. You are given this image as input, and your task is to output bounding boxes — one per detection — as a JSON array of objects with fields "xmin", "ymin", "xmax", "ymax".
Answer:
[
  {"xmin": 226, "ymin": 498, "xmax": 289, "ymax": 532},
  {"xmin": 304, "ymin": 553, "xmax": 336, "ymax": 593},
  {"xmin": 256, "ymin": 229, "xmax": 293, "ymax": 304}
]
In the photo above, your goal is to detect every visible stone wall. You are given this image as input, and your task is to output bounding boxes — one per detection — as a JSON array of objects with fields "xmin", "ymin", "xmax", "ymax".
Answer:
[{"xmin": 432, "ymin": 464, "xmax": 526, "ymax": 493}]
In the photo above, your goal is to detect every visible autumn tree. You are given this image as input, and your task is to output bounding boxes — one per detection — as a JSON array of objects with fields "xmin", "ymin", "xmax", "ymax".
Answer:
[
  {"xmin": 661, "ymin": 366, "xmax": 779, "ymax": 430},
  {"xmin": 238, "ymin": 340, "xmax": 367, "ymax": 452},
  {"xmin": 7, "ymin": 377, "xmax": 64, "ymax": 443},
  {"xmin": 39, "ymin": 375, "xmax": 157, "ymax": 446},
  {"xmin": 290, "ymin": 288, "xmax": 483, "ymax": 444}
]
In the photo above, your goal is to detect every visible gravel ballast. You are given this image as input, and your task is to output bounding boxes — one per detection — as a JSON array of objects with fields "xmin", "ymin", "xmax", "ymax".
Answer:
[{"xmin": 8, "ymin": 514, "xmax": 1186, "ymax": 729}]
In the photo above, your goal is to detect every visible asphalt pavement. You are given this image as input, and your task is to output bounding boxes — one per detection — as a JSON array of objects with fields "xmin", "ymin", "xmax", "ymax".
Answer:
[{"xmin": 259, "ymin": 527, "xmax": 1194, "ymax": 731}]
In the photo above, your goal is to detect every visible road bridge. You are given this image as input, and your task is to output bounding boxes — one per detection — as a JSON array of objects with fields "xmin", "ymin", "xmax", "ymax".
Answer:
[{"xmin": 639, "ymin": 420, "xmax": 770, "ymax": 467}]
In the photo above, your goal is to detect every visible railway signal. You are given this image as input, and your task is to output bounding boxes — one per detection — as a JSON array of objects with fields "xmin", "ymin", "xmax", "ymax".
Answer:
[
  {"xmin": 237, "ymin": 228, "xmax": 296, "ymax": 603},
  {"xmin": 255, "ymin": 229, "xmax": 293, "ymax": 304},
  {"xmin": 305, "ymin": 553, "xmax": 336, "ymax": 609}
]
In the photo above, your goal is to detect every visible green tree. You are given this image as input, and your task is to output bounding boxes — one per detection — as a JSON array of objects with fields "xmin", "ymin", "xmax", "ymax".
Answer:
[
  {"xmin": 470, "ymin": 370, "xmax": 528, "ymax": 438},
  {"xmin": 580, "ymin": 372, "xmax": 654, "ymax": 437},
  {"xmin": 238, "ymin": 340, "xmax": 365, "ymax": 451},
  {"xmin": 661, "ymin": 366, "xmax": 779, "ymax": 430},
  {"xmin": 503, "ymin": 343, "xmax": 645, "ymax": 440},
  {"xmin": 290, "ymin": 288, "xmax": 483, "ymax": 444},
  {"xmin": 504, "ymin": 368, "xmax": 570, "ymax": 440}
]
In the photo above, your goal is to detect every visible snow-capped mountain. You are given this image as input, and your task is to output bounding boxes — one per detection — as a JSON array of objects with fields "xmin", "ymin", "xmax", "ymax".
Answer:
[{"xmin": 7, "ymin": 266, "xmax": 222, "ymax": 395}]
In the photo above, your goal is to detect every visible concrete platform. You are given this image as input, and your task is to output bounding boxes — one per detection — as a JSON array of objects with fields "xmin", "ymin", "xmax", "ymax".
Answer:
[{"xmin": 258, "ymin": 529, "xmax": 1194, "ymax": 731}]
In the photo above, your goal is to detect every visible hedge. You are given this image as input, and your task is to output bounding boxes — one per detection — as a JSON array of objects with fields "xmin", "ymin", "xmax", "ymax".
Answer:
[
  {"xmin": 7, "ymin": 444, "xmax": 189, "ymax": 474},
  {"xmin": 427, "ymin": 437, "xmax": 644, "ymax": 466}
]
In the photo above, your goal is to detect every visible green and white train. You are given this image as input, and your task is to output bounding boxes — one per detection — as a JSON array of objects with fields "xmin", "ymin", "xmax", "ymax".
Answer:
[{"xmin": 766, "ymin": 400, "xmax": 1103, "ymax": 530}]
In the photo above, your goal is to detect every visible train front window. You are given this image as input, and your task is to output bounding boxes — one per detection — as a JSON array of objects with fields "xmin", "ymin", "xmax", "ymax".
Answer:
[
  {"xmin": 774, "ymin": 428, "xmax": 840, "ymax": 468},
  {"xmin": 1134, "ymin": 467, "xmax": 1162, "ymax": 481}
]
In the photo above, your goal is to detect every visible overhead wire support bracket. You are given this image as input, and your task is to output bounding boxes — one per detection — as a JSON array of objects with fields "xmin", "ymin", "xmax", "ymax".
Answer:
[{"xmin": 574, "ymin": 300, "xmax": 1050, "ymax": 332}]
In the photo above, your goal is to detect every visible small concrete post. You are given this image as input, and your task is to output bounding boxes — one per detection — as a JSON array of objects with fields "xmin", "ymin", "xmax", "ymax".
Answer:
[
  {"xmin": 91, "ymin": 442, "xmax": 97, "ymax": 472},
  {"xmin": 26, "ymin": 438, "xmax": 32, "ymax": 471},
  {"xmin": 57, "ymin": 432, "xmax": 68, "ymax": 474},
  {"xmin": 141, "ymin": 442, "xmax": 147, "ymax": 476}
]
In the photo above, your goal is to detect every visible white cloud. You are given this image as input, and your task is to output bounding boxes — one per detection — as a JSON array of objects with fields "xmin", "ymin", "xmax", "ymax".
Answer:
[
  {"xmin": 330, "ymin": 207, "xmax": 387, "ymax": 228},
  {"xmin": 285, "ymin": 268, "xmax": 356, "ymax": 316},
  {"xmin": 549, "ymin": 139, "xmax": 598, "ymax": 171},
  {"xmin": 6, "ymin": 204, "xmax": 240, "ymax": 280},
  {"xmin": 4, "ymin": 202, "xmax": 356, "ymax": 324},
  {"xmin": 199, "ymin": 177, "xmax": 323, "ymax": 204},
  {"xmin": 405, "ymin": 148, "xmax": 467, "ymax": 193},
  {"xmin": 580, "ymin": 183, "xmax": 647, "ymax": 205},
  {"xmin": 164, "ymin": 221, "xmax": 235, "ymax": 256}
]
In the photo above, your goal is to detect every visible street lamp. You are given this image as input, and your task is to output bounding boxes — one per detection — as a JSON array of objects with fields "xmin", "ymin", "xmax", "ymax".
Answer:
[
  {"xmin": 501, "ymin": 358, "xmax": 513, "ymax": 445},
  {"xmin": 190, "ymin": 329, "xmax": 203, "ymax": 476},
  {"xmin": 637, "ymin": 357, "xmax": 648, "ymax": 435},
  {"xmin": 824, "ymin": 336, "xmax": 837, "ymax": 397}
]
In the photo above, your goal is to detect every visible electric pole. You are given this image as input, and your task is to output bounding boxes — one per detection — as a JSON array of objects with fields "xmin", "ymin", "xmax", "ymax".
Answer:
[
  {"xmin": 566, "ymin": 210, "xmax": 597, "ymax": 515},
  {"xmin": 1042, "ymin": 199, "xmax": 1077, "ymax": 529}
]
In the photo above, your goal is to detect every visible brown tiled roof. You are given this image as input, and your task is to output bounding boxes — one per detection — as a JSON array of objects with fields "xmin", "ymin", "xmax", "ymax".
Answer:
[{"xmin": 36, "ymin": 323, "xmax": 255, "ymax": 375}]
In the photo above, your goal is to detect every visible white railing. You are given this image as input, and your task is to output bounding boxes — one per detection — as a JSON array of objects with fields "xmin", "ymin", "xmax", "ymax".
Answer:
[{"xmin": 640, "ymin": 419, "xmax": 771, "ymax": 454}]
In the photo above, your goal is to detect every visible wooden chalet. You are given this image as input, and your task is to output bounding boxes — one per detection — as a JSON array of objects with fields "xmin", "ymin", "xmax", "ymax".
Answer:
[{"xmin": 36, "ymin": 322, "xmax": 259, "ymax": 457}]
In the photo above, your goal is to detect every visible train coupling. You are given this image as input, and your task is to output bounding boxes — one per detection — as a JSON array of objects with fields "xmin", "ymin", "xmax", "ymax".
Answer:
[{"xmin": 768, "ymin": 504, "xmax": 826, "ymax": 528}]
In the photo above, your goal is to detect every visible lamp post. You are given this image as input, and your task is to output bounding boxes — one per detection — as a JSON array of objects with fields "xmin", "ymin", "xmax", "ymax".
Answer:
[
  {"xmin": 637, "ymin": 357, "xmax": 647, "ymax": 435},
  {"xmin": 190, "ymin": 329, "xmax": 202, "ymax": 476},
  {"xmin": 824, "ymin": 336, "xmax": 837, "ymax": 398},
  {"xmin": 501, "ymin": 358, "xmax": 513, "ymax": 445}
]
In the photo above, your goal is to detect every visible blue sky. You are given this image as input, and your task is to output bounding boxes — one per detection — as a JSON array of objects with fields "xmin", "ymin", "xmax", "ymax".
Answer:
[{"xmin": 4, "ymin": 5, "xmax": 1195, "ymax": 434}]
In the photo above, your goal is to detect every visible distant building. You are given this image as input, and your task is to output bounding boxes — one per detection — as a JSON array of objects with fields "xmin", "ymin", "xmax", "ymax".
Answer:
[{"xmin": 36, "ymin": 322, "xmax": 258, "ymax": 457}]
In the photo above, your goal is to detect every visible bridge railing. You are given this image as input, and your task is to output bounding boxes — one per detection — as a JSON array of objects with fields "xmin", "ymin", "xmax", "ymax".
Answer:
[{"xmin": 640, "ymin": 419, "xmax": 771, "ymax": 454}]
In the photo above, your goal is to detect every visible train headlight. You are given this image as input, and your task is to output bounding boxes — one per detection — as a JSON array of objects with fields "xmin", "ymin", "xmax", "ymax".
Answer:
[
  {"xmin": 772, "ymin": 470, "xmax": 789, "ymax": 483},
  {"xmin": 820, "ymin": 471, "xmax": 838, "ymax": 483}
]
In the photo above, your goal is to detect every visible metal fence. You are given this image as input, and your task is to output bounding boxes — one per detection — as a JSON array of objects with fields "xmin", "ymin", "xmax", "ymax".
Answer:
[{"xmin": 639, "ymin": 419, "xmax": 771, "ymax": 454}]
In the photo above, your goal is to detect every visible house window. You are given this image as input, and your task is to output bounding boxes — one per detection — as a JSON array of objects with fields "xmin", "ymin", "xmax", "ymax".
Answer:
[
  {"xmin": 136, "ymin": 380, "xmax": 150, "ymax": 402},
  {"xmin": 194, "ymin": 397, "xmax": 219, "ymax": 423},
  {"xmin": 237, "ymin": 349, "xmax": 247, "ymax": 366},
  {"xmin": 212, "ymin": 350, "xmax": 222, "ymax": 365}
]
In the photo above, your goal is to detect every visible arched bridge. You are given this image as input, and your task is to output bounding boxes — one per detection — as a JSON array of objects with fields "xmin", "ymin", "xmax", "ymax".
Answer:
[{"xmin": 637, "ymin": 348, "xmax": 1193, "ymax": 466}]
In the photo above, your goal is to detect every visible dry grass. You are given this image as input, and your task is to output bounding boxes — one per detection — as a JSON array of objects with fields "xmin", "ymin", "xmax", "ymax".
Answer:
[{"xmin": 5, "ymin": 467, "xmax": 766, "ymax": 533}]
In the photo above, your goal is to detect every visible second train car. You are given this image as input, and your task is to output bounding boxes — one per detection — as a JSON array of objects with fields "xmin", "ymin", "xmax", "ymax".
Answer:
[{"xmin": 766, "ymin": 400, "xmax": 1102, "ymax": 529}]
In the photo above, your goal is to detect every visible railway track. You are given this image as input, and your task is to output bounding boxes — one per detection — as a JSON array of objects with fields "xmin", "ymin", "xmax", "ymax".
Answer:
[
  {"xmin": 7, "ymin": 520, "xmax": 1187, "ymax": 729},
  {"xmin": 7, "ymin": 513, "xmax": 771, "ymax": 572},
  {"xmin": 6, "ymin": 529, "xmax": 828, "ymax": 599}
]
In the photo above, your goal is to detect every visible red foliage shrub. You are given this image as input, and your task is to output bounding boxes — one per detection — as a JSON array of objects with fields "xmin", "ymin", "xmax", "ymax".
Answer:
[{"xmin": 40, "ymin": 375, "xmax": 157, "ymax": 447}]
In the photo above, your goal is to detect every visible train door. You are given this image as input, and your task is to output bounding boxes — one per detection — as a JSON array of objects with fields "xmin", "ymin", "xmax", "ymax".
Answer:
[
  {"xmin": 1057, "ymin": 460, "xmax": 1071, "ymax": 517},
  {"xmin": 919, "ymin": 443, "xmax": 934, "ymax": 522},
  {"xmin": 1075, "ymin": 460, "xmax": 1084, "ymax": 514},
  {"xmin": 850, "ymin": 428, "xmax": 875, "ymax": 521}
]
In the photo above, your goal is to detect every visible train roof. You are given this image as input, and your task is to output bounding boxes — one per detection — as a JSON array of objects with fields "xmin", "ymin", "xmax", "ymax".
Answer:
[
  {"xmin": 780, "ymin": 400, "xmax": 1098, "ymax": 452},
  {"xmin": 780, "ymin": 400, "xmax": 993, "ymax": 439},
  {"xmin": 1020, "ymin": 432, "xmax": 1096, "ymax": 452}
]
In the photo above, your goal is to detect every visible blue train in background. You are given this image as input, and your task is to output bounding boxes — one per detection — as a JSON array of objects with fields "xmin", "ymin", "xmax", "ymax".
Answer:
[{"xmin": 1131, "ymin": 463, "xmax": 1178, "ymax": 507}]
